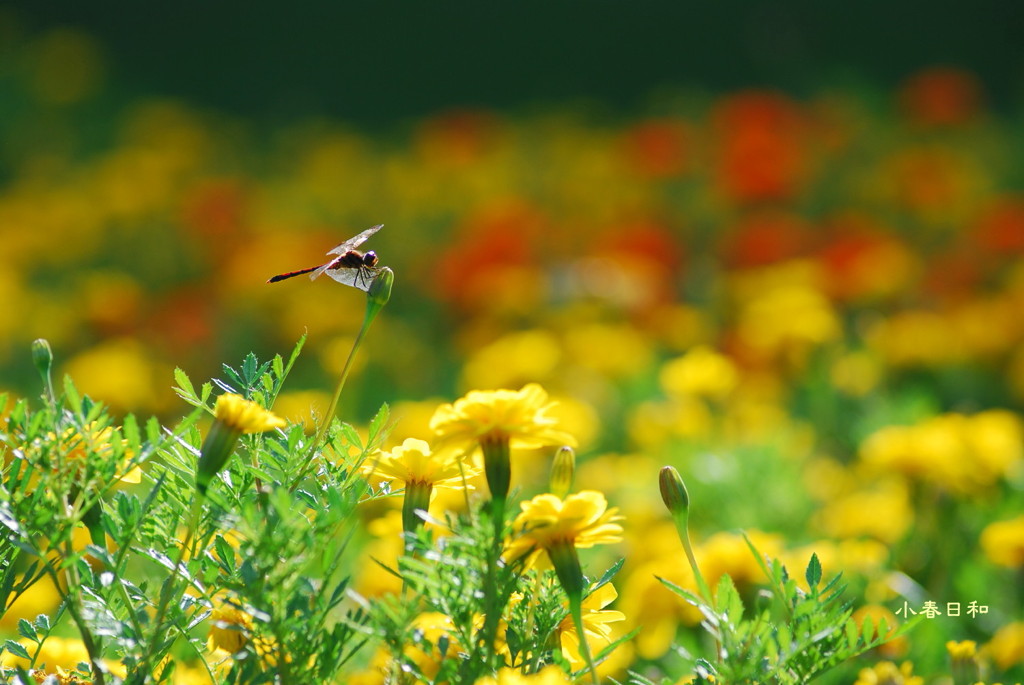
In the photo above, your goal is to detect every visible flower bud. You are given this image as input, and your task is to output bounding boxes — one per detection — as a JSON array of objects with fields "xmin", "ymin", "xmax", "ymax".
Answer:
[
  {"xmin": 659, "ymin": 465, "xmax": 690, "ymax": 518},
  {"xmin": 549, "ymin": 446, "xmax": 575, "ymax": 499},
  {"xmin": 367, "ymin": 266, "xmax": 394, "ymax": 313},
  {"xmin": 32, "ymin": 339, "xmax": 55, "ymax": 400},
  {"xmin": 32, "ymin": 339, "xmax": 53, "ymax": 378}
]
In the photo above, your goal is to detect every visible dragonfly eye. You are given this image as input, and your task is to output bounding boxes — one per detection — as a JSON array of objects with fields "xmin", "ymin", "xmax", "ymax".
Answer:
[{"xmin": 362, "ymin": 251, "xmax": 378, "ymax": 267}]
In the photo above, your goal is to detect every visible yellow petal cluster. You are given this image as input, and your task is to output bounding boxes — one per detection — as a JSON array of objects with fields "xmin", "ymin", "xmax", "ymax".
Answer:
[
  {"xmin": 853, "ymin": 661, "xmax": 923, "ymax": 685},
  {"xmin": 980, "ymin": 515, "xmax": 1024, "ymax": 568},
  {"xmin": 430, "ymin": 383, "xmax": 577, "ymax": 451},
  {"xmin": 506, "ymin": 491, "xmax": 623, "ymax": 559},
  {"xmin": 859, "ymin": 410, "xmax": 1023, "ymax": 493},
  {"xmin": 214, "ymin": 393, "xmax": 287, "ymax": 434},
  {"xmin": 208, "ymin": 601, "xmax": 253, "ymax": 654},
  {"xmin": 558, "ymin": 583, "xmax": 627, "ymax": 672},
  {"xmin": 363, "ymin": 438, "xmax": 477, "ymax": 489}
]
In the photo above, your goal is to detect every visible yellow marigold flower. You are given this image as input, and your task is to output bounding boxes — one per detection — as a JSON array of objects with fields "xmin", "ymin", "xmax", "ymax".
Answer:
[
  {"xmin": 214, "ymin": 393, "xmax": 287, "ymax": 434},
  {"xmin": 363, "ymin": 438, "xmax": 480, "ymax": 533},
  {"xmin": 363, "ymin": 438, "xmax": 475, "ymax": 490},
  {"xmin": 430, "ymin": 383, "xmax": 576, "ymax": 451},
  {"xmin": 474, "ymin": 665, "xmax": 572, "ymax": 684},
  {"xmin": 558, "ymin": 583, "xmax": 627, "ymax": 673},
  {"xmin": 859, "ymin": 411, "xmax": 1022, "ymax": 494},
  {"xmin": 814, "ymin": 480, "xmax": 914, "ymax": 544},
  {"xmin": 58, "ymin": 421, "xmax": 142, "ymax": 484},
  {"xmin": 196, "ymin": 394, "xmax": 286, "ymax": 496},
  {"xmin": 208, "ymin": 600, "xmax": 253, "ymax": 654},
  {"xmin": 430, "ymin": 383, "xmax": 576, "ymax": 507},
  {"xmin": 506, "ymin": 491, "xmax": 624, "ymax": 560},
  {"xmin": 948, "ymin": 640, "xmax": 978, "ymax": 659},
  {"xmin": 853, "ymin": 660, "xmax": 923, "ymax": 685},
  {"xmin": 402, "ymin": 611, "xmax": 459, "ymax": 680},
  {"xmin": 981, "ymin": 515, "xmax": 1024, "ymax": 568},
  {"xmin": 983, "ymin": 621, "xmax": 1024, "ymax": 670}
]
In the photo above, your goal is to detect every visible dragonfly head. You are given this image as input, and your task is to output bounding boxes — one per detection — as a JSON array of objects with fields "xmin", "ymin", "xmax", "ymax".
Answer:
[{"xmin": 362, "ymin": 251, "xmax": 379, "ymax": 267}]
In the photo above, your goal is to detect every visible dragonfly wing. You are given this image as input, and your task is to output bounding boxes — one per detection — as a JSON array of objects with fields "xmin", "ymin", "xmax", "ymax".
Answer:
[
  {"xmin": 308, "ymin": 262, "xmax": 333, "ymax": 281},
  {"xmin": 324, "ymin": 266, "xmax": 378, "ymax": 292},
  {"xmin": 326, "ymin": 224, "xmax": 384, "ymax": 256}
]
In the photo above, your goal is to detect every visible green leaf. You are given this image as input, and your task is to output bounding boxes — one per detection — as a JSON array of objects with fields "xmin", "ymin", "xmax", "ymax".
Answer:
[
  {"xmin": 16, "ymin": 619, "xmax": 37, "ymax": 643},
  {"xmin": 173, "ymin": 367, "xmax": 196, "ymax": 400},
  {"xmin": 367, "ymin": 403, "xmax": 391, "ymax": 448},
  {"xmin": 4, "ymin": 639, "xmax": 30, "ymax": 660},
  {"xmin": 805, "ymin": 553, "xmax": 822, "ymax": 591},
  {"xmin": 63, "ymin": 375, "xmax": 82, "ymax": 414},
  {"xmin": 33, "ymin": 614, "xmax": 50, "ymax": 632}
]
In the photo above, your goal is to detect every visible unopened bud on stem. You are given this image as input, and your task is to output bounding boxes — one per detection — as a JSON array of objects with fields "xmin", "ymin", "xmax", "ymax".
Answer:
[{"xmin": 549, "ymin": 446, "xmax": 575, "ymax": 498}]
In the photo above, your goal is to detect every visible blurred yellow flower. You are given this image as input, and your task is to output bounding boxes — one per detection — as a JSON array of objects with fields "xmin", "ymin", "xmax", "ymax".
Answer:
[
  {"xmin": 214, "ymin": 394, "xmax": 286, "ymax": 434},
  {"xmin": 563, "ymin": 323, "xmax": 654, "ymax": 379},
  {"xmin": 402, "ymin": 611, "xmax": 459, "ymax": 680},
  {"xmin": 430, "ymin": 383, "xmax": 576, "ymax": 451},
  {"xmin": 208, "ymin": 600, "xmax": 253, "ymax": 654},
  {"xmin": 506, "ymin": 491, "xmax": 623, "ymax": 561},
  {"xmin": 853, "ymin": 660, "xmax": 923, "ymax": 685},
  {"xmin": 0, "ymin": 577, "xmax": 62, "ymax": 631},
  {"xmin": 461, "ymin": 329, "xmax": 562, "ymax": 390},
  {"xmin": 1, "ymin": 635, "xmax": 125, "ymax": 678},
  {"xmin": 947, "ymin": 640, "xmax": 978, "ymax": 660},
  {"xmin": 62, "ymin": 338, "xmax": 171, "ymax": 412},
  {"xmin": 659, "ymin": 345, "xmax": 738, "ymax": 401},
  {"xmin": 35, "ymin": 421, "xmax": 142, "ymax": 485},
  {"xmin": 983, "ymin": 621, "xmax": 1024, "ymax": 670},
  {"xmin": 859, "ymin": 411, "xmax": 1022, "ymax": 493},
  {"xmin": 558, "ymin": 583, "xmax": 628, "ymax": 673},
  {"xmin": 815, "ymin": 480, "xmax": 913, "ymax": 544},
  {"xmin": 271, "ymin": 389, "xmax": 330, "ymax": 432},
  {"xmin": 980, "ymin": 515, "xmax": 1024, "ymax": 568}
]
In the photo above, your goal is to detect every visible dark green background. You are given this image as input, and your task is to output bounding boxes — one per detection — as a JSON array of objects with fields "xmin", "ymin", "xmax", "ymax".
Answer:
[{"xmin": 11, "ymin": 0, "xmax": 1024, "ymax": 125}]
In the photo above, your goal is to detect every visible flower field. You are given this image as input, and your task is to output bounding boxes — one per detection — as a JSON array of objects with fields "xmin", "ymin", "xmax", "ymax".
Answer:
[{"xmin": 1, "ymin": 23, "xmax": 1023, "ymax": 685}]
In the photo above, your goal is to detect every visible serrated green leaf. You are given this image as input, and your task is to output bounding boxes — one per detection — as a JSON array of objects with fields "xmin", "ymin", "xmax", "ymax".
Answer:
[
  {"xmin": 4, "ymin": 639, "xmax": 30, "ymax": 659},
  {"xmin": 33, "ymin": 614, "xmax": 50, "ymax": 632},
  {"xmin": 805, "ymin": 553, "xmax": 822, "ymax": 591},
  {"xmin": 845, "ymin": 617, "xmax": 859, "ymax": 647},
  {"xmin": 367, "ymin": 403, "xmax": 390, "ymax": 446},
  {"xmin": 17, "ymin": 619, "xmax": 37, "ymax": 642},
  {"xmin": 173, "ymin": 367, "xmax": 196, "ymax": 398},
  {"xmin": 337, "ymin": 423, "xmax": 363, "ymax": 450}
]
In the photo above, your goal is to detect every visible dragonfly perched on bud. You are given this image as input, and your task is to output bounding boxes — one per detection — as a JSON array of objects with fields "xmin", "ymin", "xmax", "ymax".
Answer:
[{"xmin": 267, "ymin": 224, "xmax": 384, "ymax": 291}]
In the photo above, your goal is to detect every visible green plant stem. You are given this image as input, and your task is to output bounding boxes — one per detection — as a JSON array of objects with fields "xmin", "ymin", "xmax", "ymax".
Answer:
[
  {"xmin": 292, "ymin": 308, "xmax": 376, "ymax": 489},
  {"xmin": 48, "ymin": 555, "xmax": 105, "ymax": 685},
  {"xmin": 145, "ymin": 499, "xmax": 201, "ymax": 677},
  {"xmin": 680, "ymin": 527, "xmax": 713, "ymax": 604},
  {"xmin": 568, "ymin": 593, "xmax": 600, "ymax": 685}
]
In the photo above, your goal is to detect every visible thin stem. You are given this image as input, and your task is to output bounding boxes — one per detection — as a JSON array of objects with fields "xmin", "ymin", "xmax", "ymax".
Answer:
[
  {"xmin": 292, "ymin": 316, "xmax": 372, "ymax": 489},
  {"xmin": 568, "ymin": 593, "xmax": 600, "ymax": 685},
  {"xmin": 145, "ymin": 499, "xmax": 201, "ymax": 676}
]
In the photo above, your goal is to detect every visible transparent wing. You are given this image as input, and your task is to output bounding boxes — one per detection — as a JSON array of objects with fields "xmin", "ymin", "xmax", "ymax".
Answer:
[
  {"xmin": 308, "ymin": 261, "xmax": 333, "ymax": 281},
  {"xmin": 325, "ymin": 224, "xmax": 384, "ymax": 256},
  {"xmin": 323, "ymin": 265, "xmax": 380, "ymax": 292}
]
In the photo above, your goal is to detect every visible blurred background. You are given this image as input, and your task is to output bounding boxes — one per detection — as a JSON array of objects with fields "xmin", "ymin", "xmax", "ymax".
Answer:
[{"xmin": 2, "ymin": 2, "xmax": 1024, "ymax": 678}]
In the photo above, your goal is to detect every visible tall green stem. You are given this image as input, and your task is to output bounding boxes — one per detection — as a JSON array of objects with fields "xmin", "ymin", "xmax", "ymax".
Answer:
[{"xmin": 293, "ymin": 268, "xmax": 393, "ymax": 487}]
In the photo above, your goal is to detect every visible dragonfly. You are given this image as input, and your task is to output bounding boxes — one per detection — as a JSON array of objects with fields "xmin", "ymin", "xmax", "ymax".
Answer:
[{"xmin": 267, "ymin": 224, "xmax": 384, "ymax": 291}]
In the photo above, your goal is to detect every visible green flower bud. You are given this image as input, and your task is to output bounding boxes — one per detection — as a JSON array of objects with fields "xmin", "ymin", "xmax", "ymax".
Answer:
[
  {"xmin": 659, "ymin": 465, "xmax": 690, "ymax": 518},
  {"xmin": 549, "ymin": 446, "xmax": 575, "ymax": 499}
]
